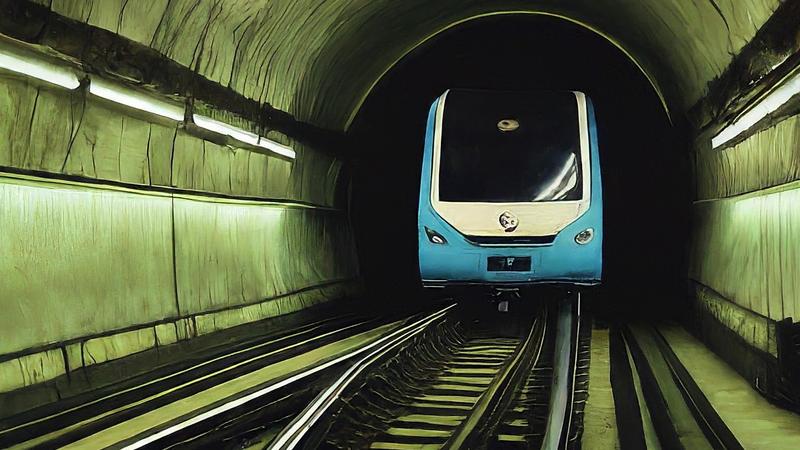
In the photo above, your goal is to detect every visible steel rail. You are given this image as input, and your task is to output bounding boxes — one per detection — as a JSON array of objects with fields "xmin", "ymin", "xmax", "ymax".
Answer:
[
  {"xmin": 2, "ymin": 316, "xmax": 374, "ymax": 449},
  {"xmin": 268, "ymin": 303, "xmax": 457, "ymax": 449},
  {"xmin": 121, "ymin": 304, "xmax": 455, "ymax": 449},
  {"xmin": 442, "ymin": 307, "xmax": 547, "ymax": 449},
  {"xmin": 652, "ymin": 328, "xmax": 743, "ymax": 450},
  {"xmin": 542, "ymin": 292, "xmax": 581, "ymax": 450},
  {"xmin": 1, "ymin": 316, "xmax": 353, "ymax": 435}
]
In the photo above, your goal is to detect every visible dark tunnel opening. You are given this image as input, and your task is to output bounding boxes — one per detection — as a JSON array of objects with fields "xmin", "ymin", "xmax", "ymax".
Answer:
[{"xmin": 347, "ymin": 14, "xmax": 692, "ymax": 317}]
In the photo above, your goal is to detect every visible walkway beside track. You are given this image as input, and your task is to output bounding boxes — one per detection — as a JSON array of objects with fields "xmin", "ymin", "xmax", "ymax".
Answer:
[
  {"xmin": 592, "ymin": 320, "xmax": 800, "ymax": 450},
  {"xmin": 659, "ymin": 324, "xmax": 800, "ymax": 450},
  {"xmin": 581, "ymin": 328, "xmax": 619, "ymax": 450}
]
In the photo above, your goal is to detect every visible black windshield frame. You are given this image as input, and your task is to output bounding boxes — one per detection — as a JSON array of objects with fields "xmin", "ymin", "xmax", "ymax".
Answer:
[{"xmin": 437, "ymin": 90, "xmax": 584, "ymax": 203}]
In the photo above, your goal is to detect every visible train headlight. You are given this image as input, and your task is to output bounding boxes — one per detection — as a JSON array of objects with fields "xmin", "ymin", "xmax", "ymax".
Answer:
[
  {"xmin": 575, "ymin": 228, "xmax": 594, "ymax": 245},
  {"xmin": 424, "ymin": 227, "xmax": 447, "ymax": 245}
]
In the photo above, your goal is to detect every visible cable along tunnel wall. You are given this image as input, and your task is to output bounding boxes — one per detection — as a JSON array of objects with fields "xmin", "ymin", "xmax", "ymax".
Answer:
[{"xmin": 0, "ymin": 70, "xmax": 360, "ymax": 394}]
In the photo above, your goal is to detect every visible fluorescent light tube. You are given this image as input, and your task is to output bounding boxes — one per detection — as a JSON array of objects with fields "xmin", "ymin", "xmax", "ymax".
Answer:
[
  {"xmin": 193, "ymin": 114, "xmax": 296, "ymax": 159},
  {"xmin": 0, "ymin": 47, "xmax": 80, "ymax": 89},
  {"xmin": 192, "ymin": 114, "xmax": 259, "ymax": 146},
  {"xmin": 712, "ymin": 70, "xmax": 800, "ymax": 149},
  {"xmin": 89, "ymin": 78, "xmax": 185, "ymax": 121},
  {"xmin": 257, "ymin": 137, "xmax": 296, "ymax": 159}
]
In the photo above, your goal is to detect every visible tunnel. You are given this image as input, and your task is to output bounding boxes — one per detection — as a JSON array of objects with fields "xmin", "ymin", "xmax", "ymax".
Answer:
[{"xmin": 0, "ymin": 0, "xmax": 799, "ymax": 448}]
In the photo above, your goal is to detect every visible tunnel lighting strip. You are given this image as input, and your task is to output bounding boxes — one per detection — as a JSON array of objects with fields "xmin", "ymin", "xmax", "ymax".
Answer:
[
  {"xmin": 193, "ymin": 114, "xmax": 296, "ymax": 159},
  {"xmin": 121, "ymin": 303, "xmax": 456, "ymax": 450},
  {"xmin": 270, "ymin": 304, "xmax": 454, "ymax": 449},
  {"xmin": 193, "ymin": 114, "xmax": 260, "ymax": 146},
  {"xmin": 712, "ymin": 70, "xmax": 800, "ymax": 149},
  {"xmin": 257, "ymin": 136, "xmax": 297, "ymax": 159},
  {"xmin": 89, "ymin": 78, "xmax": 185, "ymax": 122},
  {"xmin": 0, "ymin": 42, "xmax": 294, "ymax": 159},
  {"xmin": 0, "ymin": 47, "xmax": 80, "ymax": 90}
]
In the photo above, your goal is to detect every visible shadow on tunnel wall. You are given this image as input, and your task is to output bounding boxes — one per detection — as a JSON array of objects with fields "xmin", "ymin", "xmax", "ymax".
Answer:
[{"xmin": 346, "ymin": 15, "xmax": 692, "ymax": 318}]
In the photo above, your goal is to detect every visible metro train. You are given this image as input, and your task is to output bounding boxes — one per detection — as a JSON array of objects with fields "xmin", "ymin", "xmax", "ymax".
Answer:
[{"xmin": 418, "ymin": 89, "xmax": 602, "ymax": 291}]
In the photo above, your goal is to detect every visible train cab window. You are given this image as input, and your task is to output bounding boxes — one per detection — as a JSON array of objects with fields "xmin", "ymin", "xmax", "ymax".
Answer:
[{"xmin": 438, "ymin": 90, "xmax": 583, "ymax": 203}]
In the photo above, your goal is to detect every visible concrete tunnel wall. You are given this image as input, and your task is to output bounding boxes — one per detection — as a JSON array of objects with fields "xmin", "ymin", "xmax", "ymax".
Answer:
[
  {"xmin": 693, "ymin": 114, "xmax": 800, "ymax": 325},
  {"xmin": 1, "ymin": 0, "xmax": 799, "ymax": 396},
  {"xmin": 0, "ymin": 70, "xmax": 360, "ymax": 392},
  {"xmin": 690, "ymin": 114, "xmax": 800, "ymax": 357}
]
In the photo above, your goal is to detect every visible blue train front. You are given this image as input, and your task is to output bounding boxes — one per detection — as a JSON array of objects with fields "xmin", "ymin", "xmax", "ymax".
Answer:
[{"xmin": 418, "ymin": 89, "xmax": 602, "ymax": 288}]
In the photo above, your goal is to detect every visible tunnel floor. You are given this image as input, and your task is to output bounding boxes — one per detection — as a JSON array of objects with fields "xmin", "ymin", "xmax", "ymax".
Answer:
[{"xmin": 2, "ymin": 295, "xmax": 799, "ymax": 449}]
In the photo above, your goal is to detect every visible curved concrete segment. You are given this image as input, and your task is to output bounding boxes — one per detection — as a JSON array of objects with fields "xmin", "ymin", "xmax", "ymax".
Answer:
[{"xmin": 42, "ymin": 0, "xmax": 777, "ymax": 129}]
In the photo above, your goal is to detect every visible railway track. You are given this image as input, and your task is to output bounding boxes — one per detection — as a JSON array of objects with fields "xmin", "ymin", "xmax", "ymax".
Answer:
[
  {"xmin": 3, "ymin": 292, "xmax": 790, "ymax": 450},
  {"xmin": 368, "ymin": 335, "xmax": 522, "ymax": 448},
  {"xmin": 492, "ymin": 318, "xmax": 555, "ymax": 448},
  {"xmin": 0, "ymin": 305, "xmax": 456, "ymax": 450},
  {"xmin": 1, "ymin": 296, "xmax": 588, "ymax": 450},
  {"xmin": 271, "ymin": 294, "xmax": 586, "ymax": 450}
]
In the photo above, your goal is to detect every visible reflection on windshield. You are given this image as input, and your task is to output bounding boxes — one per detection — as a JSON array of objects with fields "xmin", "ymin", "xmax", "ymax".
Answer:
[{"xmin": 533, "ymin": 153, "xmax": 578, "ymax": 201}]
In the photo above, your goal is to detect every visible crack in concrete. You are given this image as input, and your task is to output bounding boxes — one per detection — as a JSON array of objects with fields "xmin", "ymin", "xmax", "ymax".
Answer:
[
  {"xmin": 228, "ymin": 18, "xmax": 256, "ymax": 88},
  {"xmin": 145, "ymin": 124, "xmax": 153, "ymax": 185},
  {"xmin": 118, "ymin": 117, "xmax": 124, "ymax": 180},
  {"xmin": 117, "ymin": 0, "xmax": 130, "ymax": 35},
  {"xmin": 169, "ymin": 127, "xmax": 178, "ymax": 186},
  {"xmin": 90, "ymin": 140, "xmax": 97, "ymax": 177},
  {"xmin": 149, "ymin": 0, "xmax": 172, "ymax": 48},
  {"xmin": 24, "ymin": 88, "xmax": 41, "ymax": 168},
  {"xmin": 706, "ymin": 0, "xmax": 736, "ymax": 56},
  {"xmin": 191, "ymin": 0, "xmax": 222, "ymax": 74},
  {"xmin": 61, "ymin": 89, "xmax": 86, "ymax": 173}
]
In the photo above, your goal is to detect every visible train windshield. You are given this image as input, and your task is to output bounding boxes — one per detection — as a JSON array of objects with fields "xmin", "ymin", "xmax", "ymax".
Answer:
[{"xmin": 438, "ymin": 90, "xmax": 583, "ymax": 203}]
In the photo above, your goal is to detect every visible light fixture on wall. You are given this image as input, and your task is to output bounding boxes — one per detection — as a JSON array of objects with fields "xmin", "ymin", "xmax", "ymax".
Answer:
[
  {"xmin": 256, "ymin": 136, "xmax": 296, "ymax": 159},
  {"xmin": 0, "ymin": 39, "xmax": 296, "ymax": 161},
  {"xmin": 712, "ymin": 70, "xmax": 800, "ymax": 149},
  {"xmin": 192, "ymin": 114, "xmax": 260, "ymax": 146},
  {"xmin": 0, "ymin": 46, "xmax": 80, "ymax": 90},
  {"xmin": 89, "ymin": 78, "xmax": 185, "ymax": 121},
  {"xmin": 193, "ymin": 114, "xmax": 296, "ymax": 159}
]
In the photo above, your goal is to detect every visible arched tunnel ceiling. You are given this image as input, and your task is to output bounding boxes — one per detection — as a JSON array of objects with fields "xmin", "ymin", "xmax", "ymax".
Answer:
[{"xmin": 36, "ymin": 0, "xmax": 779, "ymax": 130}]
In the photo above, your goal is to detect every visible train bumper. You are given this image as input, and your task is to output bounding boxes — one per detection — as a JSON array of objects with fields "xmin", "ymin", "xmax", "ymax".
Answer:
[{"xmin": 418, "ymin": 208, "xmax": 602, "ymax": 287}]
